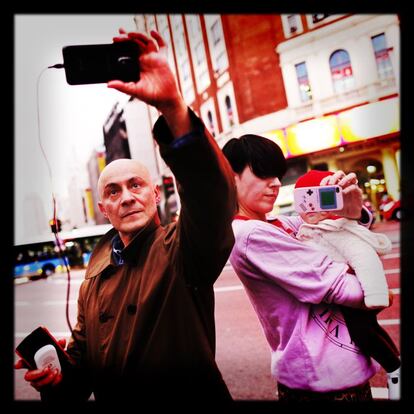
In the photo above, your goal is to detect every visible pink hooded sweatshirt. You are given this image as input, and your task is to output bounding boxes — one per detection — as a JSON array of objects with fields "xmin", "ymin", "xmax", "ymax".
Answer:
[{"xmin": 230, "ymin": 214, "xmax": 380, "ymax": 392}]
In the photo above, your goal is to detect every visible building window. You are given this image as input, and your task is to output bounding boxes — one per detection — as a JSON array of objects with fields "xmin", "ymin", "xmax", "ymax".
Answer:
[
  {"xmin": 207, "ymin": 111, "xmax": 215, "ymax": 137},
  {"xmin": 225, "ymin": 95, "xmax": 234, "ymax": 127},
  {"xmin": 329, "ymin": 49, "xmax": 355, "ymax": 94},
  {"xmin": 204, "ymin": 15, "xmax": 229, "ymax": 74},
  {"xmin": 185, "ymin": 15, "xmax": 211, "ymax": 93},
  {"xmin": 371, "ymin": 33, "xmax": 394, "ymax": 81},
  {"xmin": 281, "ymin": 14, "xmax": 303, "ymax": 37},
  {"xmin": 200, "ymin": 98, "xmax": 219, "ymax": 138},
  {"xmin": 287, "ymin": 15, "xmax": 299, "ymax": 33},
  {"xmin": 306, "ymin": 14, "xmax": 344, "ymax": 29},
  {"xmin": 181, "ymin": 61, "xmax": 191, "ymax": 81},
  {"xmin": 156, "ymin": 15, "xmax": 178, "ymax": 79},
  {"xmin": 170, "ymin": 14, "xmax": 195, "ymax": 105},
  {"xmin": 217, "ymin": 81, "xmax": 238, "ymax": 132},
  {"xmin": 211, "ymin": 20, "xmax": 222, "ymax": 45},
  {"xmin": 186, "ymin": 14, "xmax": 201, "ymax": 37},
  {"xmin": 144, "ymin": 14, "xmax": 157, "ymax": 32},
  {"xmin": 133, "ymin": 15, "xmax": 146, "ymax": 32},
  {"xmin": 194, "ymin": 42, "xmax": 205, "ymax": 65},
  {"xmin": 216, "ymin": 52, "xmax": 228, "ymax": 73},
  {"xmin": 295, "ymin": 62, "xmax": 312, "ymax": 102},
  {"xmin": 311, "ymin": 14, "xmax": 330, "ymax": 24}
]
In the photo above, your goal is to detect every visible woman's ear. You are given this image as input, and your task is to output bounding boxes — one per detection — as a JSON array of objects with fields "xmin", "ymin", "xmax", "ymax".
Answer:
[{"xmin": 234, "ymin": 173, "xmax": 241, "ymax": 188}]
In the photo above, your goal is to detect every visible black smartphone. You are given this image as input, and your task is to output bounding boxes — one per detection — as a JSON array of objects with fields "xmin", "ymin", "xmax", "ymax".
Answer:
[
  {"xmin": 62, "ymin": 41, "xmax": 140, "ymax": 85},
  {"xmin": 15, "ymin": 326, "xmax": 73, "ymax": 371}
]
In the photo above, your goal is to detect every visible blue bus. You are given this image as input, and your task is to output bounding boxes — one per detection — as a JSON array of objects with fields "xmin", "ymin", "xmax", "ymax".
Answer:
[
  {"xmin": 14, "ymin": 243, "xmax": 66, "ymax": 279},
  {"xmin": 14, "ymin": 224, "xmax": 112, "ymax": 280}
]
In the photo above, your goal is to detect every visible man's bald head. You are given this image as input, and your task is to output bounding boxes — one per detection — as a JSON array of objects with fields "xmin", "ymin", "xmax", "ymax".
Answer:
[{"xmin": 97, "ymin": 158, "xmax": 153, "ymax": 201}]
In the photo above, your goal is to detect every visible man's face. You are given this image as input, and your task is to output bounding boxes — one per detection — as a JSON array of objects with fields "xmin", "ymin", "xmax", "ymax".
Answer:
[
  {"xmin": 98, "ymin": 159, "xmax": 160, "ymax": 246},
  {"xmin": 235, "ymin": 166, "xmax": 281, "ymax": 219}
]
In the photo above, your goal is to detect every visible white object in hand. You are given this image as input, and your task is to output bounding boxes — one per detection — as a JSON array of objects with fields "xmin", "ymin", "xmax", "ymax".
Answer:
[
  {"xmin": 387, "ymin": 366, "xmax": 401, "ymax": 400},
  {"xmin": 34, "ymin": 344, "xmax": 61, "ymax": 373},
  {"xmin": 294, "ymin": 185, "xmax": 344, "ymax": 213}
]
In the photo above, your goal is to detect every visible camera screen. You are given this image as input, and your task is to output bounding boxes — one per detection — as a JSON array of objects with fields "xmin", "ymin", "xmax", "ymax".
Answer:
[{"xmin": 319, "ymin": 187, "xmax": 337, "ymax": 209}]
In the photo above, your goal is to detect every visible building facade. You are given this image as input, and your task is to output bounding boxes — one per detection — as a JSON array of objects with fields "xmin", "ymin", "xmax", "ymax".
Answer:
[{"xmin": 130, "ymin": 13, "xmax": 400, "ymax": 216}]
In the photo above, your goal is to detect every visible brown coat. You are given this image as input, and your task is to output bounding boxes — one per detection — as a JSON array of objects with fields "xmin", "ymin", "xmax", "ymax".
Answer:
[{"xmin": 43, "ymin": 110, "xmax": 237, "ymax": 406}]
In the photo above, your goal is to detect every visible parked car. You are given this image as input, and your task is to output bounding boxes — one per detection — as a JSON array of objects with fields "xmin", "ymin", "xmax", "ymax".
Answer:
[{"xmin": 379, "ymin": 196, "xmax": 402, "ymax": 221}]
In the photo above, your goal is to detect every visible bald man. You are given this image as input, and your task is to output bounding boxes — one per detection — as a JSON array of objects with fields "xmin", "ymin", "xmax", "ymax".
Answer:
[
  {"xmin": 97, "ymin": 158, "xmax": 161, "ymax": 246},
  {"xmin": 15, "ymin": 30, "xmax": 236, "ymax": 407}
]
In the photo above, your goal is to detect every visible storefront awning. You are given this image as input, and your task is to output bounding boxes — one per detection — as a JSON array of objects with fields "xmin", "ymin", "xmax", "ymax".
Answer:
[{"xmin": 262, "ymin": 97, "xmax": 399, "ymax": 158}]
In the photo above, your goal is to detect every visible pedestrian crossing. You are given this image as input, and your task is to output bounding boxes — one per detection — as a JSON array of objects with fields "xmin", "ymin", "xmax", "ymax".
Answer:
[{"xmin": 14, "ymin": 230, "xmax": 400, "ymax": 401}]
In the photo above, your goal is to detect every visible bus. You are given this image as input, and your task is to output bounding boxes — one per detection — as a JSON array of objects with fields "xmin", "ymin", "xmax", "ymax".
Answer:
[{"xmin": 14, "ymin": 224, "xmax": 113, "ymax": 281}]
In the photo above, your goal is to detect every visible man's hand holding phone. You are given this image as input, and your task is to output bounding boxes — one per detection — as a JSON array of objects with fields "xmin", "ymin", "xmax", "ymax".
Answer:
[
  {"xmin": 108, "ymin": 29, "xmax": 191, "ymax": 139},
  {"xmin": 63, "ymin": 29, "xmax": 191, "ymax": 138},
  {"xmin": 14, "ymin": 338, "xmax": 66, "ymax": 391},
  {"xmin": 108, "ymin": 30, "xmax": 184, "ymax": 112}
]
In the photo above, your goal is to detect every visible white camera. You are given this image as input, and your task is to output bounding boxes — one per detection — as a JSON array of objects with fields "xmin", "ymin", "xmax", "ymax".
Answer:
[
  {"xmin": 294, "ymin": 185, "xmax": 343, "ymax": 213},
  {"xmin": 34, "ymin": 344, "xmax": 61, "ymax": 373}
]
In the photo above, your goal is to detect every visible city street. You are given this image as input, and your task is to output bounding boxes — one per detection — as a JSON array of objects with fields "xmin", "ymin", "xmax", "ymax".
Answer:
[{"xmin": 14, "ymin": 220, "xmax": 401, "ymax": 401}]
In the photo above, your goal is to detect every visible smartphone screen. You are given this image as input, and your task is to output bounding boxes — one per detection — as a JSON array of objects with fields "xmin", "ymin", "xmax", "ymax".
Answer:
[{"xmin": 62, "ymin": 41, "xmax": 140, "ymax": 85}]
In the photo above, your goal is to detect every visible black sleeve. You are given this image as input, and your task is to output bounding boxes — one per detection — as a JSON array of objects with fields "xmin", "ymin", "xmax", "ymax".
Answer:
[{"xmin": 152, "ymin": 108, "xmax": 237, "ymax": 286}]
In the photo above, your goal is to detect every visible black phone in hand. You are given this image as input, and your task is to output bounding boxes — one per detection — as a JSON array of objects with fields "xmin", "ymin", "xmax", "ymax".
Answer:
[
  {"xmin": 15, "ymin": 326, "xmax": 73, "ymax": 371},
  {"xmin": 62, "ymin": 41, "xmax": 140, "ymax": 85}
]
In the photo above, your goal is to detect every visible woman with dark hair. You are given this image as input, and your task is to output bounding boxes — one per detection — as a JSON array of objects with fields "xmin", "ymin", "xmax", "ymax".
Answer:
[
  {"xmin": 222, "ymin": 135, "xmax": 287, "ymax": 179},
  {"xmin": 222, "ymin": 134, "xmax": 386, "ymax": 401}
]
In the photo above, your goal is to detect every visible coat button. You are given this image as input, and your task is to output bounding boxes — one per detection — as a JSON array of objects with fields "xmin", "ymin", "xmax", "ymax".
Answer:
[
  {"xmin": 99, "ymin": 312, "xmax": 110, "ymax": 323},
  {"xmin": 127, "ymin": 304, "xmax": 137, "ymax": 315}
]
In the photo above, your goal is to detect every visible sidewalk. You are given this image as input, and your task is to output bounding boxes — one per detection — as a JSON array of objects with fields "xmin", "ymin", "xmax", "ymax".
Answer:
[{"xmin": 371, "ymin": 220, "xmax": 400, "ymax": 245}]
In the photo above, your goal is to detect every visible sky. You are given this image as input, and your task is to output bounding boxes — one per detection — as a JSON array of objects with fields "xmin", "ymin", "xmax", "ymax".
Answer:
[{"xmin": 14, "ymin": 14, "xmax": 138, "ymax": 245}]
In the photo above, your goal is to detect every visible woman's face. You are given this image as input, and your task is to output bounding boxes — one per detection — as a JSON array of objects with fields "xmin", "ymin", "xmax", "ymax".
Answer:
[{"xmin": 235, "ymin": 166, "xmax": 281, "ymax": 220}]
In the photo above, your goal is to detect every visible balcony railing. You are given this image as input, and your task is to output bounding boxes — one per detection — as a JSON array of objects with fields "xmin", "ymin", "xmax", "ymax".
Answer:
[{"xmin": 291, "ymin": 77, "xmax": 398, "ymax": 122}]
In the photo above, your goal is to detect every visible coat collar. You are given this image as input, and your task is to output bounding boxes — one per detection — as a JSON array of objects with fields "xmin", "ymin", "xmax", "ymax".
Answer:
[{"xmin": 85, "ymin": 217, "xmax": 160, "ymax": 279}]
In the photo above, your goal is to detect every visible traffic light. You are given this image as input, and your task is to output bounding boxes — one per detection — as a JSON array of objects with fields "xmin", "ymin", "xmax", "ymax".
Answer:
[
  {"xmin": 49, "ymin": 218, "xmax": 62, "ymax": 233},
  {"xmin": 162, "ymin": 175, "xmax": 175, "ymax": 199}
]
